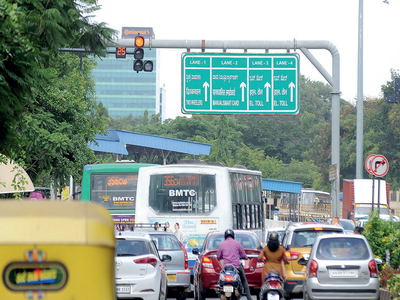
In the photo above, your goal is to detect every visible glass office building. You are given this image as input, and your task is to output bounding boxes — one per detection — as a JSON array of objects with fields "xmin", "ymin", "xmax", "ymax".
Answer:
[{"xmin": 92, "ymin": 27, "xmax": 163, "ymax": 120}]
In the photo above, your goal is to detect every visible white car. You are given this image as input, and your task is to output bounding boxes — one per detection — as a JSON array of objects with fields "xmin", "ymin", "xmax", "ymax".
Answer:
[{"xmin": 115, "ymin": 232, "xmax": 171, "ymax": 300}]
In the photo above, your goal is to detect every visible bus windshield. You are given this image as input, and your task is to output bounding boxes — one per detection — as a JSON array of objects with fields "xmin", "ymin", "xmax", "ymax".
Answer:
[
  {"xmin": 355, "ymin": 206, "xmax": 389, "ymax": 215},
  {"xmin": 90, "ymin": 173, "xmax": 138, "ymax": 209},
  {"xmin": 148, "ymin": 173, "xmax": 217, "ymax": 214}
]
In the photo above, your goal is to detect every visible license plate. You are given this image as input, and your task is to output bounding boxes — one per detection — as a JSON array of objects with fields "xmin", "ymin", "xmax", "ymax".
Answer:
[
  {"xmin": 223, "ymin": 285, "xmax": 234, "ymax": 293},
  {"xmin": 116, "ymin": 285, "xmax": 130, "ymax": 294},
  {"xmin": 167, "ymin": 274, "xmax": 176, "ymax": 282},
  {"xmin": 267, "ymin": 292, "xmax": 280, "ymax": 300},
  {"xmin": 329, "ymin": 269, "xmax": 358, "ymax": 278}
]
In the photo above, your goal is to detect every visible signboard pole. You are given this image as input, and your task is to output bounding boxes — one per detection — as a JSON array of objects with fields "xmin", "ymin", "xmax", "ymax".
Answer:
[
  {"xmin": 372, "ymin": 177, "xmax": 375, "ymax": 211},
  {"xmin": 378, "ymin": 177, "xmax": 380, "ymax": 213}
]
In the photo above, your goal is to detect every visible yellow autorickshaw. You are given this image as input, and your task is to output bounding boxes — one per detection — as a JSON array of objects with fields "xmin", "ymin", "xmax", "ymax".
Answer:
[{"xmin": 0, "ymin": 201, "xmax": 116, "ymax": 300}]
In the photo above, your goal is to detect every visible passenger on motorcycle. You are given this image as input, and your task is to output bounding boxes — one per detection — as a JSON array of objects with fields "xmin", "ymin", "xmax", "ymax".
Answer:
[
  {"xmin": 258, "ymin": 231, "xmax": 289, "ymax": 283},
  {"xmin": 217, "ymin": 229, "xmax": 252, "ymax": 300}
]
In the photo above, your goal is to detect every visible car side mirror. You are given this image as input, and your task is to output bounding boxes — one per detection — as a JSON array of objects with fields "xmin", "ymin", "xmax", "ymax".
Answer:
[
  {"xmin": 192, "ymin": 248, "xmax": 199, "ymax": 255},
  {"xmin": 162, "ymin": 254, "xmax": 172, "ymax": 262},
  {"xmin": 374, "ymin": 258, "xmax": 383, "ymax": 265},
  {"xmin": 298, "ymin": 253, "xmax": 310, "ymax": 266}
]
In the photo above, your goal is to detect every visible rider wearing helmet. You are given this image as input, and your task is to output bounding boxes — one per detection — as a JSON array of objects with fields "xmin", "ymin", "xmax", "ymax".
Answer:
[
  {"xmin": 217, "ymin": 229, "xmax": 252, "ymax": 300},
  {"xmin": 258, "ymin": 231, "xmax": 289, "ymax": 283}
]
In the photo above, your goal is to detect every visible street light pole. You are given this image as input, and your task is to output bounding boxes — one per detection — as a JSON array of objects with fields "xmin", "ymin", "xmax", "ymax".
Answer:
[{"xmin": 356, "ymin": 0, "xmax": 364, "ymax": 179}]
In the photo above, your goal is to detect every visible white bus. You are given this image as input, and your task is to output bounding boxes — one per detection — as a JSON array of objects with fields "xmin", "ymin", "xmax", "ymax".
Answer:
[
  {"xmin": 280, "ymin": 188, "xmax": 332, "ymax": 221},
  {"xmin": 135, "ymin": 160, "xmax": 265, "ymax": 272}
]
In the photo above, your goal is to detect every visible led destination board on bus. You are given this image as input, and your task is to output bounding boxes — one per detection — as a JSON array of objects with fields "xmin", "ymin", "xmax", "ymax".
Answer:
[{"xmin": 163, "ymin": 175, "xmax": 200, "ymax": 187}]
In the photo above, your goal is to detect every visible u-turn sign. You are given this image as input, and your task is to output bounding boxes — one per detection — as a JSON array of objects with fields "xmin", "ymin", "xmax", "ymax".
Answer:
[{"xmin": 181, "ymin": 53, "xmax": 299, "ymax": 115}]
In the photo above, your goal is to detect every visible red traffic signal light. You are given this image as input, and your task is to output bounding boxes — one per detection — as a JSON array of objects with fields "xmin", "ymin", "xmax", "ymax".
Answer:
[{"xmin": 135, "ymin": 36, "xmax": 145, "ymax": 48}]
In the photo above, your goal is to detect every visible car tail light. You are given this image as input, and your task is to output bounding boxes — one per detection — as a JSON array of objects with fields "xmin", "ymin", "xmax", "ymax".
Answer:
[
  {"xmin": 368, "ymin": 260, "xmax": 378, "ymax": 278},
  {"xmin": 308, "ymin": 260, "xmax": 318, "ymax": 278},
  {"xmin": 285, "ymin": 251, "xmax": 301, "ymax": 261},
  {"xmin": 202, "ymin": 256, "xmax": 213, "ymax": 268},
  {"xmin": 134, "ymin": 256, "xmax": 157, "ymax": 267},
  {"xmin": 180, "ymin": 242, "xmax": 189, "ymax": 270},
  {"xmin": 314, "ymin": 227, "xmax": 323, "ymax": 231}
]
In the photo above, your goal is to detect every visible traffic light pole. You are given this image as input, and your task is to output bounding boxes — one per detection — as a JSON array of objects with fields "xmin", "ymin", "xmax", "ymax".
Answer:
[{"xmin": 110, "ymin": 38, "xmax": 341, "ymax": 217}]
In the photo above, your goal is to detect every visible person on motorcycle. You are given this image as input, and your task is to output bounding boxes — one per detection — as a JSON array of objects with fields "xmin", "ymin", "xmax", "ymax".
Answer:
[
  {"xmin": 217, "ymin": 229, "xmax": 252, "ymax": 300},
  {"xmin": 258, "ymin": 231, "xmax": 289, "ymax": 283}
]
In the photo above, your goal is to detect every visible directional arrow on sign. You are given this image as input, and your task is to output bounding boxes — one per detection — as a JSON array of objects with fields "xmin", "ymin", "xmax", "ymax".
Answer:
[
  {"xmin": 264, "ymin": 82, "xmax": 271, "ymax": 102},
  {"xmin": 289, "ymin": 82, "xmax": 296, "ymax": 102},
  {"xmin": 203, "ymin": 81, "xmax": 209, "ymax": 102},
  {"xmin": 240, "ymin": 82, "xmax": 246, "ymax": 102}
]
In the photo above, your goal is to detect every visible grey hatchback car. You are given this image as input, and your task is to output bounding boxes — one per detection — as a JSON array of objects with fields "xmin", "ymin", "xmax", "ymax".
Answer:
[
  {"xmin": 299, "ymin": 234, "xmax": 381, "ymax": 300},
  {"xmin": 146, "ymin": 231, "xmax": 191, "ymax": 300}
]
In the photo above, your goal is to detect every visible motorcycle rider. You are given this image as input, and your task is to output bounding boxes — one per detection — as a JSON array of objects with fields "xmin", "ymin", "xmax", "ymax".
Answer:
[
  {"xmin": 217, "ymin": 229, "xmax": 252, "ymax": 300},
  {"xmin": 258, "ymin": 231, "xmax": 289, "ymax": 283}
]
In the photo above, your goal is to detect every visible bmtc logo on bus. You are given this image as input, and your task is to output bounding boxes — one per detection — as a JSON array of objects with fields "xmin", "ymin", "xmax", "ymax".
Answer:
[{"xmin": 168, "ymin": 189, "xmax": 196, "ymax": 197}]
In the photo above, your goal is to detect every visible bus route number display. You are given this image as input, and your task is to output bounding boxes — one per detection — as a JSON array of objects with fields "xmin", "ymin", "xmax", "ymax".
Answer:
[
  {"xmin": 107, "ymin": 175, "xmax": 137, "ymax": 186},
  {"xmin": 163, "ymin": 175, "xmax": 200, "ymax": 187}
]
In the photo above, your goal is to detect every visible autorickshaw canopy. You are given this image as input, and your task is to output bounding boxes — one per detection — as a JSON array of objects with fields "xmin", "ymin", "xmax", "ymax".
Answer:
[{"xmin": 0, "ymin": 201, "xmax": 115, "ymax": 247}]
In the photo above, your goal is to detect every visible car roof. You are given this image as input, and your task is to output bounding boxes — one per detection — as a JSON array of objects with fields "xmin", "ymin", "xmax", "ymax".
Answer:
[
  {"xmin": 143, "ymin": 231, "xmax": 176, "ymax": 235},
  {"xmin": 339, "ymin": 219, "xmax": 355, "ymax": 223},
  {"xmin": 207, "ymin": 230, "xmax": 257, "ymax": 236},
  {"xmin": 287, "ymin": 223, "xmax": 344, "ymax": 231},
  {"xmin": 314, "ymin": 233, "xmax": 367, "ymax": 242},
  {"xmin": 266, "ymin": 227, "xmax": 286, "ymax": 231},
  {"xmin": 115, "ymin": 231, "xmax": 152, "ymax": 240}
]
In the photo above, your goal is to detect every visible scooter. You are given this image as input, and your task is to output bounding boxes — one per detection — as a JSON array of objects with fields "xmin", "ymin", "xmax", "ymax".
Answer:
[
  {"xmin": 217, "ymin": 264, "xmax": 243, "ymax": 300},
  {"xmin": 259, "ymin": 270, "xmax": 285, "ymax": 300}
]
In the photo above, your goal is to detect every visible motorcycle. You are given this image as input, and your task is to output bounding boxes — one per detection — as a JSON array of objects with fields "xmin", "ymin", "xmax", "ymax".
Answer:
[
  {"xmin": 259, "ymin": 270, "xmax": 285, "ymax": 300},
  {"xmin": 217, "ymin": 264, "xmax": 243, "ymax": 300}
]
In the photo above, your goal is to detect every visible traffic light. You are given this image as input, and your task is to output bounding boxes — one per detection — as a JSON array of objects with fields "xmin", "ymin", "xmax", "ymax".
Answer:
[{"xmin": 133, "ymin": 36, "xmax": 153, "ymax": 73}]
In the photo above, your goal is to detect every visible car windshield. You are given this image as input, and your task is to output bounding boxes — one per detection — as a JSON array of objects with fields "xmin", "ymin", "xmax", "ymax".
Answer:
[
  {"xmin": 116, "ymin": 240, "xmax": 148, "ymax": 256},
  {"xmin": 339, "ymin": 220, "xmax": 355, "ymax": 230},
  {"xmin": 150, "ymin": 234, "xmax": 182, "ymax": 250},
  {"xmin": 292, "ymin": 229, "xmax": 342, "ymax": 248},
  {"xmin": 208, "ymin": 233, "xmax": 259, "ymax": 250},
  {"xmin": 316, "ymin": 238, "xmax": 369, "ymax": 260}
]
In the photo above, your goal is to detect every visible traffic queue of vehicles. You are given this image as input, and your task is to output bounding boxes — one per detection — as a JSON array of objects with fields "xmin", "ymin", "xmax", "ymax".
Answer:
[{"xmin": 113, "ymin": 222, "xmax": 381, "ymax": 300}]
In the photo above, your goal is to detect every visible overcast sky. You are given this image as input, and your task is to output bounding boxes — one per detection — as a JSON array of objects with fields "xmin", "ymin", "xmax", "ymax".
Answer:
[{"xmin": 94, "ymin": 0, "xmax": 400, "ymax": 120}]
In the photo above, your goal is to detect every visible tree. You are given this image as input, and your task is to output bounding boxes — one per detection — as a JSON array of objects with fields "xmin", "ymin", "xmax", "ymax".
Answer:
[
  {"xmin": 16, "ymin": 53, "xmax": 108, "ymax": 187},
  {"xmin": 0, "ymin": 0, "xmax": 116, "ymax": 157}
]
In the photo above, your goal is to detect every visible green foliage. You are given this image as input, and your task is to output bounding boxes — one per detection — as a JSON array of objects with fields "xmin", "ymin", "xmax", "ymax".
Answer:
[
  {"xmin": 0, "ymin": 0, "xmax": 116, "ymax": 157},
  {"xmin": 15, "ymin": 53, "xmax": 108, "ymax": 188},
  {"xmin": 363, "ymin": 210, "xmax": 400, "ymax": 270},
  {"xmin": 386, "ymin": 272, "xmax": 400, "ymax": 300}
]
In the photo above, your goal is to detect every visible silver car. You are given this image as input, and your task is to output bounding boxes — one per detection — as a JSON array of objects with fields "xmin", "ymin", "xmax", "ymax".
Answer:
[
  {"xmin": 145, "ymin": 231, "xmax": 191, "ymax": 300},
  {"xmin": 300, "ymin": 234, "xmax": 381, "ymax": 300},
  {"xmin": 115, "ymin": 232, "xmax": 171, "ymax": 300}
]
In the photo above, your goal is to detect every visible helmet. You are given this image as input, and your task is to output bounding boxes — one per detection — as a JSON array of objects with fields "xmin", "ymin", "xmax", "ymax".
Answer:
[
  {"xmin": 269, "ymin": 231, "xmax": 279, "ymax": 242},
  {"xmin": 224, "ymin": 229, "xmax": 235, "ymax": 239}
]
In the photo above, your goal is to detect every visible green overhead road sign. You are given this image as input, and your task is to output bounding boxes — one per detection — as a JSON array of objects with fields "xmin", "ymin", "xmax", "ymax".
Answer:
[{"xmin": 182, "ymin": 53, "xmax": 299, "ymax": 114}]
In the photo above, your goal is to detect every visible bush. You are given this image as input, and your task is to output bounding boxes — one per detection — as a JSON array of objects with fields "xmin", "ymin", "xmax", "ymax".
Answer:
[{"xmin": 363, "ymin": 210, "xmax": 400, "ymax": 271}]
